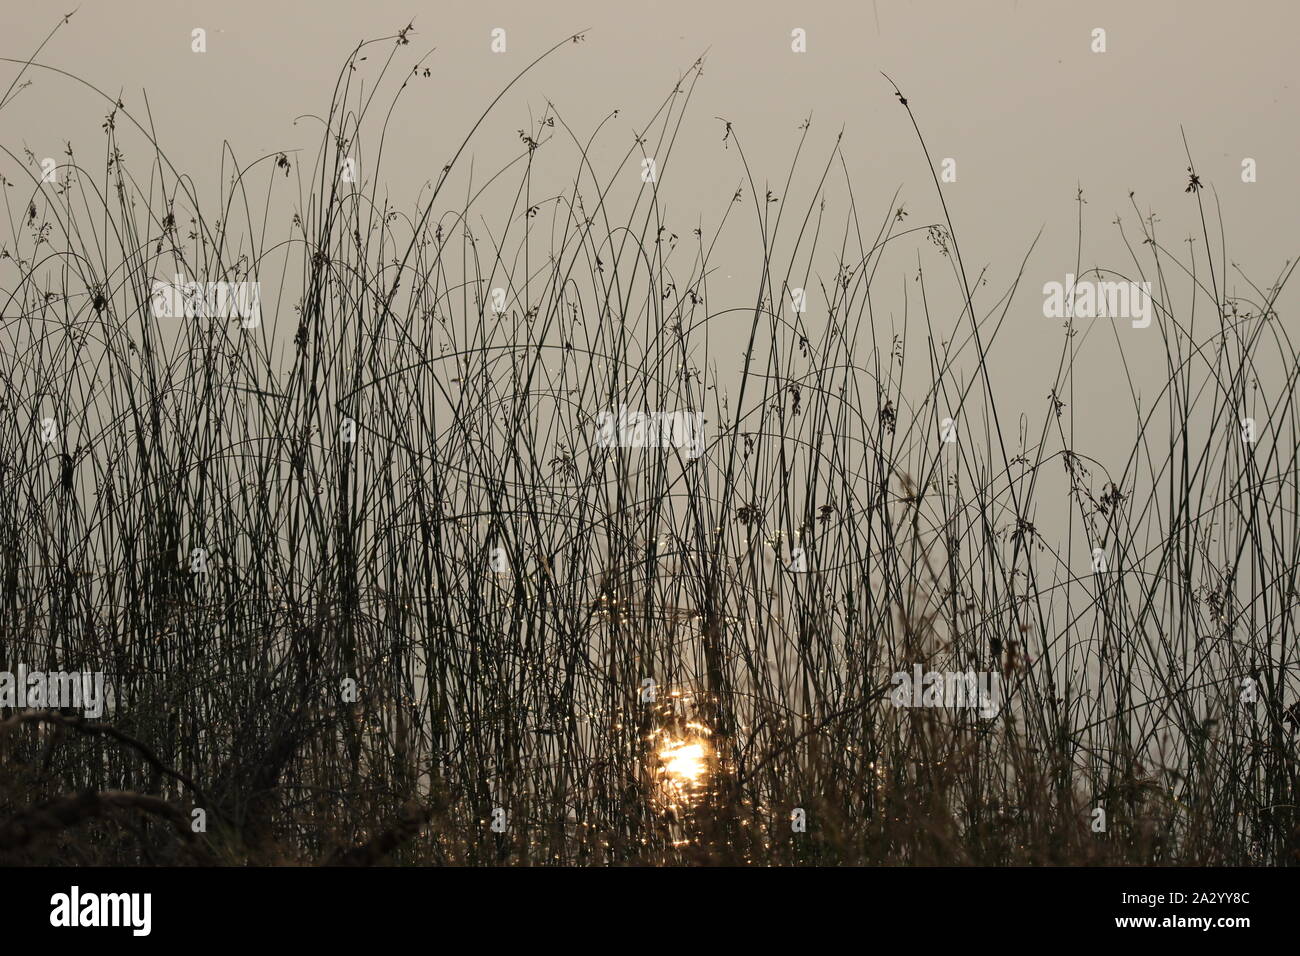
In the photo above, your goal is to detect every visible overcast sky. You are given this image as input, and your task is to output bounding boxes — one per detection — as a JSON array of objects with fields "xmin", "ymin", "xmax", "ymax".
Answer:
[{"xmin": 3, "ymin": 0, "xmax": 1297, "ymax": 466}]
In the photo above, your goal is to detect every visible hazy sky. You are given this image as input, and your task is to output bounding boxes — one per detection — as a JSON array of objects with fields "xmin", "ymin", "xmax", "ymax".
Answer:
[
  {"xmin": 3, "ymin": 0, "xmax": 1297, "ymax": 461},
  {"xmin": 5, "ymin": 0, "xmax": 1295, "ymax": 263}
]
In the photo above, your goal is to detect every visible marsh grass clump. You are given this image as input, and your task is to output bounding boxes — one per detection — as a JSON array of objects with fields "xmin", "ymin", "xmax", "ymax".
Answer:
[{"xmin": 0, "ymin": 19, "xmax": 1297, "ymax": 866}]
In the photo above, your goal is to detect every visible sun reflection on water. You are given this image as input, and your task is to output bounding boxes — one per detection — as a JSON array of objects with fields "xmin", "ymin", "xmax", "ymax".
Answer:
[
  {"xmin": 659, "ymin": 738, "xmax": 708, "ymax": 785},
  {"xmin": 654, "ymin": 719, "xmax": 714, "ymax": 809}
]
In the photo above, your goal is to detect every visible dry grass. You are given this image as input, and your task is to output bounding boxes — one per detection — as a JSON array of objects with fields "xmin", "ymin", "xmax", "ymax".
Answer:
[{"xmin": 0, "ymin": 18, "xmax": 1297, "ymax": 866}]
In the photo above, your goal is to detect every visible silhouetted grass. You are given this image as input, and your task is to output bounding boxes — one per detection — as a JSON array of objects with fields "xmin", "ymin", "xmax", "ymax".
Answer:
[{"xmin": 1, "ymin": 18, "xmax": 1297, "ymax": 865}]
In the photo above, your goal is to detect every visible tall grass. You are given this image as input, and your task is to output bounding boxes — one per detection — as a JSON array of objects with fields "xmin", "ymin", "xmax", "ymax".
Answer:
[{"xmin": 1, "ymin": 20, "xmax": 1297, "ymax": 865}]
